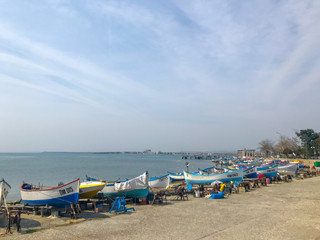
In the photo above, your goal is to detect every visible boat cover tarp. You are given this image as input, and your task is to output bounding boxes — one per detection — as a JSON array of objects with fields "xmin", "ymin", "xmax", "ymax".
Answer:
[
  {"xmin": 115, "ymin": 172, "xmax": 148, "ymax": 191},
  {"xmin": 206, "ymin": 191, "xmax": 224, "ymax": 199}
]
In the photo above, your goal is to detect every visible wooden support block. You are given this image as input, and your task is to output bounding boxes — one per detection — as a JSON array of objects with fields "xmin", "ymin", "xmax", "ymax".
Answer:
[
  {"xmin": 238, "ymin": 186, "xmax": 245, "ymax": 193},
  {"xmin": 51, "ymin": 209, "xmax": 59, "ymax": 217},
  {"xmin": 32, "ymin": 207, "xmax": 36, "ymax": 216}
]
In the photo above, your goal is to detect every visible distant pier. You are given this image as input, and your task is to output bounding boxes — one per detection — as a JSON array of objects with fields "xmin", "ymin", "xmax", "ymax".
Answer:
[{"xmin": 182, "ymin": 153, "xmax": 237, "ymax": 160}]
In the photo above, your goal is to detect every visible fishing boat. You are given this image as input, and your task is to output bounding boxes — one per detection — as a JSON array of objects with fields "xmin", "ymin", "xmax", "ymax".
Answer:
[
  {"xmin": 79, "ymin": 181, "xmax": 106, "ymax": 199},
  {"xmin": 0, "ymin": 179, "xmax": 11, "ymax": 206},
  {"xmin": 183, "ymin": 169, "xmax": 243, "ymax": 185},
  {"xmin": 148, "ymin": 174, "xmax": 170, "ymax": 189},
  {"xmin": 101, "ymin": 172, "xmax": 149, "ymax": 198},
  {"xmin": 20, "ymin": 179, "xmax": 80, "ymax": 207},
  {"xmin": 167, "ymin": 171, "xmax": 185, "ymax": 182},
  {"xmin": 277, "ymin": 163, "xmax": 298, "ymax": 176},
  {"xmin": 256, "ymin": 166, "xmax": 278, "ymax": 178},
  {"xmin": 242, "ymin": 166, "xmax": 258, "ymax": 178}
]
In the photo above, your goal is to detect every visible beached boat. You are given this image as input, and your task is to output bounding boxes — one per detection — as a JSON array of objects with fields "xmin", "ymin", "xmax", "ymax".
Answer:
[
  {"xmin": 242, "ymin": 166, "xmax": 258, "ymax": 178},
  {"xmin": 183, "ymin": 169, "xmax": 243, "ymax": 185},
  {"xmin": 20, "ymin": 179, "xmax": 80, "ymax": 207},
  {"xmin": 256, "ymin": 166, "xmax": 278, "ymax": 178},
  {"xmin": 277, "ymin": 163, "xmax": 298, "ymax": 176},
  {"xmin": 148, "ymin": 174, "xmax": 170, "ymax": 189},
  {"xmin": 167, "ymin": 171, "xmax": 185, "ymax": 182},
  {"xmin": 79, "ymin": 181, "xmax": 106, "ymax": 199},
  {"xmin": 0, "ymin": 179, "xmax": 11, "ymax": 206},
  {"xmin": 101, "ymin": 172, "xmax": 149, "ymax": 198}
]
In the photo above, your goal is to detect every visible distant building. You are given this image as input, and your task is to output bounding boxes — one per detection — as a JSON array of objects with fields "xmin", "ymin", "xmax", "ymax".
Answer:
[
  {"xmin": 237, "ymin": 149, "xmax": 256, "ymax": 158},
  {"xmin": 143, "ymin": 149, "xmax": 152, "ymax": 154}
]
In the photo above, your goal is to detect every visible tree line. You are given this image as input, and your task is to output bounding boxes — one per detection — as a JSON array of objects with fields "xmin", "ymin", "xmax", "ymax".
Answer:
[{"xmin": 259, "ymin": 129, "xmax": 320, "ymax": 159}]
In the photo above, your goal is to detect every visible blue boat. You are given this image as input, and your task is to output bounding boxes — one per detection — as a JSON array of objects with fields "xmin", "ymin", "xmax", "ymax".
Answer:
[
  {"xmin": 183, "ymin": 169, "xmax": 243, "ymax": 185},
  {"xmin": 257, "ymin": 166, "xmax": 278, "ymax": 178},
  {"xmin": 241, "ymin": 166, "xmax": 258, "ymax": 178}
]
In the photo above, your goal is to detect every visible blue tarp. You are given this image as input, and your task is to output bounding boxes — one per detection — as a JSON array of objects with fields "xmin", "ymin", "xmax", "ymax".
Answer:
[{"xmin": 206, "ymin": 191, "xmax": 224, "ymax": 199}]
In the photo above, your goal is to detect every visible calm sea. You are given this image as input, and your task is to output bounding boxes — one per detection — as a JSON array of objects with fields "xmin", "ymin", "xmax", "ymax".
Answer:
[{"xmin": 0, "ymin": 152, "xmax": 213, "ymax": 201}]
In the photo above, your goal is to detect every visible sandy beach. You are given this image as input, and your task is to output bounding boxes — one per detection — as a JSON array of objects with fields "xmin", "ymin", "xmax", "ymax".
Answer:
[{"xmin": 3, "ymin": 176, "xmax": 320, "ymax": 240}]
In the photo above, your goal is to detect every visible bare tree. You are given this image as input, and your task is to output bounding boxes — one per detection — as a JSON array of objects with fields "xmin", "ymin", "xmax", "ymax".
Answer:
[
  {"xmin": 258, "ymin": 139, "xmax": 275, "ymax": 157},
  {"xmin": 275, "ymin": 135, "xmax": 299, "ymax": 157}
]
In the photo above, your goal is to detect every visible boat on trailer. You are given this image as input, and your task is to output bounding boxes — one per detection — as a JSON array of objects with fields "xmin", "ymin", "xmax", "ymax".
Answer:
[
  {"xmin": 20, "ymin": 178, "xmax": 80, "ymax": 207},
  {"xmin": 101, "ymin": 172, "xmax": 149, "ymax": 199},
  {"xmin": 0, "ymin": 179, "xmax": 11, "ymax": 206},
  {"xmin": 183, "ymin": 169, "xmax": 243, "ymax": 185},
  {"xmin": 148, "ymin": 174, "xmax": 170, "ymax": 189}
]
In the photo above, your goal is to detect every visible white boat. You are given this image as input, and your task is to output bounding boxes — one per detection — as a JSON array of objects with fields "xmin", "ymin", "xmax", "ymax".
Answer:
[
  {"xmin": 167, "ymin": 172, "xmax": 184, "ymax": 182},
  {"xmin": 101, "ymin": 172, "xmax": 149, "ymax": 198},
  {"xmin": 0, "ymin": 179, "xmax": 11, "ymax": 206},
  {"xmin": 148, "ymin": 174, "xmax": 170, "ymax": 189},
  {"xmin": 20, "ymin": 179, "xmax": 80, "ymax": 207},
  {"xmin": 183, "ymin": 169, "xmax": 243, "ymax": 185},
  {"xmin": 277, "ymin": 163, "xmax": 298, "ymax": 176},
  {"xmin": 79, "ymin": 181, "xmax": 106, "ymax": 199}
]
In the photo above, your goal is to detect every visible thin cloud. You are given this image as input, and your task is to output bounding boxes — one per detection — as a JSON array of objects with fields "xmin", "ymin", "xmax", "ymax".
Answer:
[{"xmin": 0, "ymin": 1, "xmax": 319, "ymax": 151}]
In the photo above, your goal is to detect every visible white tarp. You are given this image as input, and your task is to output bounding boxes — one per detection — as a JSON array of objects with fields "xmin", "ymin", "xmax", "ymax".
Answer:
[
  {"xmin": 211, "ymin": 180, "xmax": 222, "ymax": 186},
  {"xmin": 0, "ymin": 182, "xmax": 4, "ymax": 206},
  {"xmin": 115, "ymin": 172, "xmax": 148, "ymax": 191},
  {"xmin": 0, "ymin": 181, "xmax": 10, "ymax": 207}
]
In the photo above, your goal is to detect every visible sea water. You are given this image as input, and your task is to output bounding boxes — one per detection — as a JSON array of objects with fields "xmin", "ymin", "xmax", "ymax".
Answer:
[{"xmin": 0, "ymin": 152, "xmax": 213, "ymax": 201}]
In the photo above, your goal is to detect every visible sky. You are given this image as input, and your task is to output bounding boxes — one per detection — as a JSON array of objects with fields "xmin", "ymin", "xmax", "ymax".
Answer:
[{"xmin": 0, "ymin": 0, "xmax": 319, "ymax": 152}]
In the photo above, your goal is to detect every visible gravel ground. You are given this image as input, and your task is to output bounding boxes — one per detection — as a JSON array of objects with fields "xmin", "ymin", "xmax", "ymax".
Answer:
[{"xmin": 3, "ymin": 177, "xmax": 320, "ymax": 240}]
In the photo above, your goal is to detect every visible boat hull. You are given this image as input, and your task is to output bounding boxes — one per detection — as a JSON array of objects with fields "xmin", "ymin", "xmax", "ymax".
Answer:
[
  {"xmin": 21, "ymin": 179, "xmax": 80, "ymax": 207},
  {"xmin": 79, "ymin": 181, "xmax": 106, "ymax": 199},
  {"xmin": 21, "ymin": 193, "xmax": 79, "ymax": 207},
  {"xmin": 183, "ymin": 169, "xmax": 243, "ymax": 185},
  {"xmin": 277, "ymin": 164, "xmax": 298, "ymax": 176},
  {"xmin": 167, "ymin": 172, "xmax": 184, "ymax": 182},
  {"xmin": 102, "ymin": 186, "xmax": 149, "ymax": 198},
  {"xmin": 257, "ymin": 166, "xmax": 278, "ymax": 178},
  {"xmin": 102, "ymin": 172, "xmax": 149, "ymax": 198},
  {"xmin": 243, "ymin": 166, "xmax": 258, "ymax": 178}
]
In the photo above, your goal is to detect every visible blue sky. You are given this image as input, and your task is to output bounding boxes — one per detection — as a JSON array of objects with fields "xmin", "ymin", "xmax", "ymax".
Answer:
[{"xmin": 0, "ymin": 0, "xmax": 319, "ymax": 152}]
